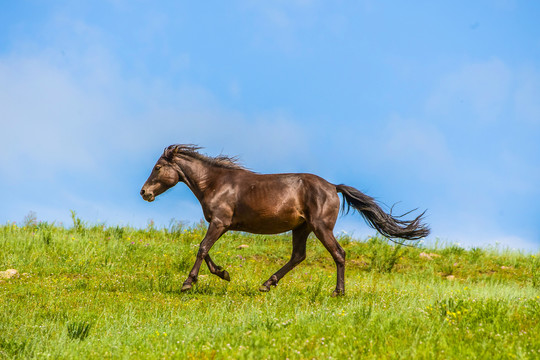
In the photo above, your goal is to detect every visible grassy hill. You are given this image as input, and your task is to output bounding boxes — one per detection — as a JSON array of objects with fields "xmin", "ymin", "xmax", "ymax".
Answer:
[{"xmin": 1, "ymin": 216, "xmax": 539, "ymax": 359}]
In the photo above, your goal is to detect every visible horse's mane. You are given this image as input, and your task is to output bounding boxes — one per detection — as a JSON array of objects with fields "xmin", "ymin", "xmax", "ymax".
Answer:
[{"xmin": 163, "ymin": 144, "xmax": 246, "ymax": 170}]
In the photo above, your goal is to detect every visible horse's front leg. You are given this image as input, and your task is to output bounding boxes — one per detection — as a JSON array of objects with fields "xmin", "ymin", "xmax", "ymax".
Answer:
[
  {"xmin": 205, "ymin": 254, "xmax": 230, "ymax": 281},
  {"xmin": 182, "ymin": 222, "xmax": 227, "ymax": 291}
]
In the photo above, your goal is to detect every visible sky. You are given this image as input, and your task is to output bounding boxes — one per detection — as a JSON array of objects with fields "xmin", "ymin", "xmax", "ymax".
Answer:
[{"xmin": 1, "ymin": 1, "xmax": 539, "ymax": 251}]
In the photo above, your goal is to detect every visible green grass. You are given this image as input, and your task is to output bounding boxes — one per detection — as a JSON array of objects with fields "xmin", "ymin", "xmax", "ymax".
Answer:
[{"xmin": 1, "ymin": 218, "xmax": 539, "ymax": 359}]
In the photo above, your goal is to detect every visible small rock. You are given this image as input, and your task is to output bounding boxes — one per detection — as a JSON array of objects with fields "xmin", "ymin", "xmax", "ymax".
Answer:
[
  {"xmin": 237, "ymin": 244, "xmax": 249, "ymax": 249},
  {"xmin": 419, "ymin": 252, "xmax": 441, "ymax": 260},
  {"xmin": 0, "ymin": 269, "xmax": 20, "ymax": 279},
  {"xmin": 350, "ymin": 260, "xmax": 369, "ymax": 267},
  {"xmin": 501, "ymin": 266, "xmax": 512, "ymax": 270},
  {"xmin": 446, "ymin": 275, "xmax": 456, "ymax": 281}
]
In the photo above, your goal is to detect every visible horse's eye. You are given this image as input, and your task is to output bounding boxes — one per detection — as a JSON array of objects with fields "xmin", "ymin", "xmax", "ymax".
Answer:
[{"xmin": 155, "ymin": 165, "xmax": 161, "ymax": 171}]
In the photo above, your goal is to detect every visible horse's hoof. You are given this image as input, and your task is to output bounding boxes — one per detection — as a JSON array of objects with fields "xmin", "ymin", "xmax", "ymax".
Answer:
[
  {"xmin": 221, "ymin": 270, "xmax": 231, "ymax": 282},
  {"xmin": 181, "ymin": 283, "xmax": 193, "ymax": 292},
  {"xmin": 259, "ymin": 285, "xmax": 270, "ymax": 292},
  {"xmin": 331, "ymin": 290, "xmax": 345, "ymax": 297}
]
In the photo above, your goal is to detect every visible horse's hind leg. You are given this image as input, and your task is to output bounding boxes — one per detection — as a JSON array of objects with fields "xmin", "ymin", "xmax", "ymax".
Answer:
[
  {"xmin": 205, "ymin": 254, "xmax": 230, "ymax": 281},
  {"xmin": 259, "ymin": 223, "xmax": 311, "ymax": 292},
  {"xmin": 311, "ymin": 223, "xmax": 346, "ymax": 297}
]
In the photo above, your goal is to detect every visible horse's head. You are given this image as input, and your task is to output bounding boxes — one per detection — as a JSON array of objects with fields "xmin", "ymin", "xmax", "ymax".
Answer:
[{"xmin": 140, "ymin": 150, "xmax": 180, "ymax": 202}]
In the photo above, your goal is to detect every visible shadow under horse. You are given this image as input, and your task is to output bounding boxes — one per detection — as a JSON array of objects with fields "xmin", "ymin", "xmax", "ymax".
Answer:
[{"xmin": 140, "ymin": 144, "xmax": 430, "ymax": 296}]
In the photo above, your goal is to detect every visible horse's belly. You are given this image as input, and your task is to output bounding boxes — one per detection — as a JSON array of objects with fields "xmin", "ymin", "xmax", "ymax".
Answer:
[
  {"xmin": 230, "ymin": 207, "xmax": 305, "ymax": 234},
  {"xmin": 231, "ymin": 220, "xmax": 303, "ymax": 234}
]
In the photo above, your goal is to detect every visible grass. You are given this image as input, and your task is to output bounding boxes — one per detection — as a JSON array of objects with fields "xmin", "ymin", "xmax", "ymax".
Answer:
[{"xmin": 1, "ymin": 217, "xmax": 539, "ymax": 359}]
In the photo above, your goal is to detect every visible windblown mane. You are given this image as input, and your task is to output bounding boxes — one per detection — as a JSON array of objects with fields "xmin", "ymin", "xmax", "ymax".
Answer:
[{"xmin": 163, "ymin": 144, "xmax": 246, "ymax": 170}]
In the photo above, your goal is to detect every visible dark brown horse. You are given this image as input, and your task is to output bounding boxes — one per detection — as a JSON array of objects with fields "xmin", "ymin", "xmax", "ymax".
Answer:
[{"xmin": 140, "ymin": 144, "xmax": 429, "ymax": 296}]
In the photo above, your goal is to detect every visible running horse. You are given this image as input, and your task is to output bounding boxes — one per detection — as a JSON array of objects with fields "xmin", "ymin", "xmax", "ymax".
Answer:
[{"xmin": 140, "ymin": 145, "xmax": 430, "ymax": 296}]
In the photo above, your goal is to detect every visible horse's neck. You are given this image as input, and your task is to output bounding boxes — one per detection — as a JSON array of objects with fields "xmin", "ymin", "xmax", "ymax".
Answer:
[{"xmin": 175, "ymin": 157, "xmax": 217, "ymax": 200}]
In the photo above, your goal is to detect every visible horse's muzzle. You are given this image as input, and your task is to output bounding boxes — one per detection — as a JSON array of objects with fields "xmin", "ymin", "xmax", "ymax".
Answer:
[{"xmin": 140, "ymin": 189, "xmax": 155, "ymax": 202}]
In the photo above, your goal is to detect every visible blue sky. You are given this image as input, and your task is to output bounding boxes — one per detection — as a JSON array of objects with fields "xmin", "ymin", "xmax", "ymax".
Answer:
[{"xmin": 1, "ymin": 1, "xmax": 539, "ymax": 250}]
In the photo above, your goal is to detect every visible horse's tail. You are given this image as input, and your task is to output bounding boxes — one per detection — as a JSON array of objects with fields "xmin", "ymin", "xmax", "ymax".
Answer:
[{"xmin": 336, "ymin": 184, "xmax": 430, "ymax": 240}]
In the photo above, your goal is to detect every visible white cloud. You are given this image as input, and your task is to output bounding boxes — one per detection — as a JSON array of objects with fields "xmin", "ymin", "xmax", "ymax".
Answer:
[
  {"xmin": 514, "ymin": 66, "xmax": 540, "ymax": 125},
  {"xmin": 437, "ymin": 229, "xmax": 539, "ymax": 253},
  {"xmin": 239, "ymin": 0, "xmax": 351, "ymax": 54},
  {"xmin": 0, "ymin": 56, "xmax": 105, "ymax": 181},
  {"xmin": 426, "ymin": 58, "xmax": 512, "ymax": 122},
  {"xmin": 381, "ymin": 116, "xmax": 454, "ymax": 180},
  {"xmin": 0, "ymin": 14, "xmax": 316, "ymax": 228}
]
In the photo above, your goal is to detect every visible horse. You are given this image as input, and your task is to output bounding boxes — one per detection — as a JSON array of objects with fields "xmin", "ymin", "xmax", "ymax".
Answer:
[{"xmin": 140, "ymin": 144, "xmax": 430, "ymax": 296}]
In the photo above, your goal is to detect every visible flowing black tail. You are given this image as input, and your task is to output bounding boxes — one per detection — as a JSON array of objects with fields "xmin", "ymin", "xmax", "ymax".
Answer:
[{"xmin": 336, "ymin": 184, "xmax": 430, "ymax": 240}]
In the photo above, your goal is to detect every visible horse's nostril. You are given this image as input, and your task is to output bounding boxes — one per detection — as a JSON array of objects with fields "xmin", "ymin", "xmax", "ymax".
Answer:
[{"xmin": 140, "ymin": 189, "xmax": 145, "ymax": 196}]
